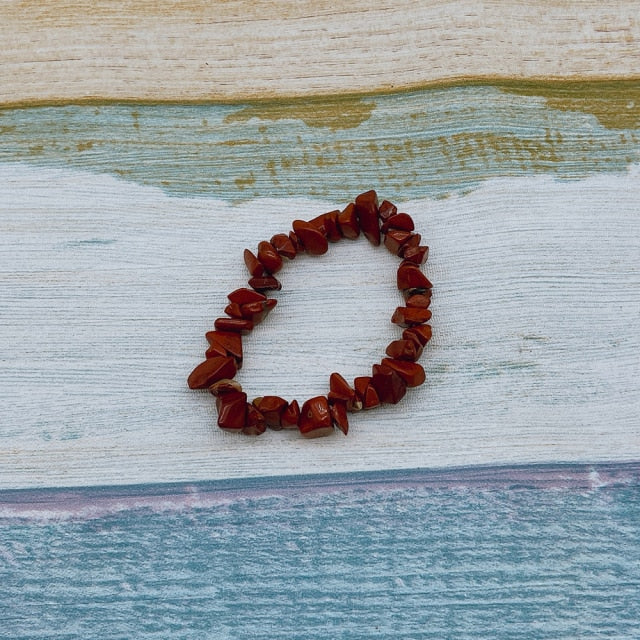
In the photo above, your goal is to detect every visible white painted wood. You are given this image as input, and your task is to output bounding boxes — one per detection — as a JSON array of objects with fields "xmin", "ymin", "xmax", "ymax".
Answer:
[{"xmin": 1, "ymin": 163, "xmax": 638, "ymax": 488}]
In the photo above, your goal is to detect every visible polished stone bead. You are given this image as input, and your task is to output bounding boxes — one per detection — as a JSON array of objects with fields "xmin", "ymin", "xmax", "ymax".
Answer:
[
  {"xmin": 328, "ymin": 372, "xmax": 359, "ymax": 411},
  {"xmin": 397, "ymin": 261, "xmax": 433, "ymax": 291},
  {"xmin": 403, "ymin": 324, "xmax": 432, "ymax": 346},
  {"xmin": 288, "ymin": 231, "xmax": 300, "ymax": 253},
  {"xmin": 298, "ymin": 396, "xmax": 334, "ymax": 438},
  {"xmin": 381, "ymin": 358, "xmax": 426, "ymax": 388},
  {"xmin": 378, "ymin": 200, "xmax": 397, "ymax": 221},
  {"xmin": 280, "ymin": 399, "xmax": 301, "ymax": 429},
  {"xmin": 227, "ymin": 288, "xmax": 267, "ymax": 305},
  {"xmin": 385, "ymin": 338, "xmax": 422, "ymax": 362},
  {"xmin": 188, "ymin": 355, "xmax": 238, "ymax": 390},
  {"xmin": 244, "ymin": 248, "xmax": 265, "ymax": 277},
  {"xmin": 406, "ymin": 293, "xmax": 432, "ymax": 308},
  {"xmin": 329, "ymin": 400, "xmax": 349, "ymax": 435},
  {"xmin": 257, "ymin": 240, "xmax": 283, "ymax": 274},
  {"xmin": 354, "ymin": 189, "xmax": 380, "ymax": 246},
  {"xmin": 270, "ymin": 233, "xmax": 297, "ymax": 259},
  {"xmin": 216, "ymin": 391, "xmax": 247, "ymax": 432},
  {"xmin": 253, "ymin": 396, "xmax": 288, "ymax": 429},
  {"xmin": 292, "ymin": 220, "xmax": 329, "ymax": 255},
  {"xmin": 214, "ymin": 317, "xmax": 253, "ymax": 334},
  {"xmin": 205, "ymin": 330, "xmax": 243, "ymax": 362},
  {"xmin": 309, "ymin": 210, "xmax": 341, "ymax": 242},
  {"xmin": 337, "ymin": 203, "xmax": 360, "ymax": 239},
  {"xmin": 384, "ymin": 229, "xmax": 414, "ymax": 255},
  {"xmin": 401, "ymin": 245, "xmax": 429, "ymax": 265},
  {"xmin": 391, "ymin": 306, "xmax": 432, "ymax": 327},
  {"xmin": 353, "ymin": 376, "xmax": 381, "ymax": 410},
  {"xmin": 224, "ymin": 302, "xmax": 243, "ymax": 319},
  {"xmin": 205, "ymin": 342, "xmax": 227, "ymax": 359},
  {"xmin": 209, "ymin": 378, "xmax": 243, "ymax": 396},
  {"xmin": 380, "ymin": 213, "xmax": 415, "ymax": 233},
  {"xmin": 243, "ymin": 404, "xmax": 267, "ymax": 435},
  {"xmin": 371, "ymin": 364, "xmax": 407, "ymax": 404},
  {"xmin": 248, "ymin": 275, "xmax": 282, "ymax": 291},
  {"xmin": 240, "ymin": 299, "xmax": 277, "ymax": 324}
]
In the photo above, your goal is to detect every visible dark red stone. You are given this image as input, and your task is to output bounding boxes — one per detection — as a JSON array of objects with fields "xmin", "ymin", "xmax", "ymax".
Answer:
[
  {"xmin": 257, "ymin": 240, "xmax": 283, "ymax": 274},
  {"xmin": 401, "ymin": 245, "xmax": 429, "ymax": 265},
  {"xmin": 281, "ymin": 399, "xmax": 301, "ymax": 429},
  {"xmin": 253, "ymin": 396, "xmax": 288, "ymax": 429},
  {"xmin": 353, "ymin": 376, "xmax": 381, "ymax": 410},
  {"xmin": 205, "ymin": 330, "xmax": 243, "ymax": 363},
  {"xmin": 403, "ymin": 324, "xmax": 432, "ymax": 346},
  {"xmin": 224, "ymin": 302, "xmax": 243, "ymax": 319},
  {"xmin": 298, "ymin": 396, "xmax": 334, "ymax": 438},
  {"xmin": 270, "ymin": 233, "xmax": 297, "ymax": 259},
  {"xmin": 309, "ymin": 210, "xmax": 341, "ymax": 242},
  {"xmin": 244, "ymin": 248, "xmax": 265, "ymax": 277},
  {"xmin": 354, "ymin": 190, "xmax": 380, "ymax": 246},
  {"xmin": 209, "ymin": 378, "xmax": 242, "ymax": 396},
  {"xmin": 384, "ymin": 229, "xmax": 414, "ymax": 255},
  {"xmin": 188, "ymin": 355, "xmax": 238, "ymax": 390},
  {"xmin": 292, "ymin": 220, "xmax": 329, "ymax": 255},
  {"xmin": 243, "ymin": 404, "xmax": 267, "ymax": 436},
  {"xmin": 248, "ymin": 275, "xmax": 282, "ymax": 292},
  {"xmin": 328, "ymin": 372, "xmax": 359, "ymax": 411},
  {"xmin": 391, "ymin": 306, "xmax": 432, "ymax": 327},
  {"xmin": 397, "ymin": 261, "xmax": 433, "ymax": 291},
  {"xmin": 240, "ymin": 299, "xmax": 277, "ymax": 324},
  {"xmin": 213, "ymin": 318, "xmax": 253, "ymax": 334},
  {"xmin": 381, "ymin": 358, "xmax": 425, "ymax": 388},
  {"xmin": 205, "ymin": 343, "xmax": 227, "ymax": 360},
  {"xmin": 381, "ymin": 213, "xmax": 415, "ymax": 233},
  {"xmin": 385, "ymin": 338, "xmax": 422, "ymax": 362},
  {"xmin": 378, "ymin": 200, "xmax": 397, "ymax": 221},
  {"xmin": 227, "ymin": 288, "xmax": 267, "ymax": 305},
  {"xmin": 216, "ymin": 391, "xmax": 247, "ymax": 432},
  {"xmin": 288, "ymin": 231, "xmax": 300, "ymax": 253},
  {"xmin": 337, "ymin": 203, "xmax": 359, "ymax": 239},
  {"xmin": 329, "ymin": 400, "xmax": 349, "ymax": 435},
  {"xmin": 371, "ymin": 364, "xmax": 407, "ymax": 404},
  {"xmin": 406, "ymin": 293, "xmax": 432, "ymax": 308}
]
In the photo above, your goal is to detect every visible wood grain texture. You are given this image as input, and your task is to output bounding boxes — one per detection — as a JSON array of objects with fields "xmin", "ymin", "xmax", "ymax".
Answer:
[{"xmin": 1, "ymin": 0, "xmax": 639, "ymax": 105}]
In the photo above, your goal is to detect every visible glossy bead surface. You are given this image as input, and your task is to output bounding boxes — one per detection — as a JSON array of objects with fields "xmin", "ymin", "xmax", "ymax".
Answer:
[
  {"xmin": 381, "ymin": 213, "xmax": 415, "ymax": 233},
  {"xmin": 403, "ymin": 324, "xmax": 433, "ymax": 346},
  {"xmin": 213, "ymin": 318, "xmax": 253, "ymax": 334},
  {"xmin": 328, "ymin": 372, "xmax": 359, "ymax": 411},
  {"xmin": 227, "ymin": 288, "xmax": 267, "ymax": 305},
  {"xmin": 298, "ymin": 396, "xmax": 334, "ymax": 438},
  {"xmin": 384, "ymin": 229, "xmax": 414, "ymax": 255},
  {"xmin": 406, "ymin": 293, "xmax": 432, "ymax": 308},
  {"xmin": 353, "ymin": 376, "xmax": 381, "ymax": 410},
  {"xmin": 378, "ymin": 200, "xmax": 397, "ymax": 221},
  {"xmin": 209, "ymin": 378, "xmax": 243, "ymax": 396},
  {"xmin": 216, "ymin": 391, "xmax": 247, "ymax": 432},
  {"xmin": 354, "ymin": 190, "xmax": 381, "ymax": 246},
  {"xmin": 292, "ymin": 220, "xmax": 329, "ymax": 255},
  {"xmin": 391, "ymin": 306, "xmax": 432, "ymax": 328},
  {"xmin": 253, "ymin": 396, "xmax": 288, "ymax": 429},
  {"xmin": 401, "ymin": 245, "xmax": 429, "ymax": 265},
  {"xmin": 280, "ymin": 399, "xmax": 301, "ymax": 429},
  {"xmin": 330, "ymin": 400, "xmax": 349, "ymax": 435},
  {"xmin": 337, "ymin": 203, "xmax": 359, "ymax": 239},
  {"xmin": 257, "ymin": 240, "xmax": 283, "ymax": 274},
  {"xmin": 381, "ymin": 358, "xmax": 426, "ymax": 387},
  {"xmin": 244, "ymin": 248, "xmax": 265, "ymax": 277},
  {"xmin": 205, "ymin": 330, "xmax": 243, "ymax": 362},
  {"xmin": 270, "ymin": 233, "xmax": 297, "ymax": 259},
  {"xmin": 371, "ymin": 364, "xmax": 407, "ymax": 404},
  {"xmin": 385, "ymin": 339, "xmax": 422, "ymax": 362},
  {"xmin": 188, "ymin": 356, "xmax": 238, "ymax": 390},
  {"xmin": 224, "ymin": 302, "xmax": 243, "ymax": 319},
  {"xmin": 248, "ymin": 275, "xmax": 282, "ymax": 291},
  {"xmin": 397, "ymin": 261, "xmax": 433, "ymax": 291},
  {"xmin": 243, "ymin": 404, "xmax": 267, "ymax": 436}
]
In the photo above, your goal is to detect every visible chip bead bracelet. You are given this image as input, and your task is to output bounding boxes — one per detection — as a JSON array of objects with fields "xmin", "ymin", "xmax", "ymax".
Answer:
[{"xmin": 188, "ymin": 190, "xmax": 433, "ymax": 438}]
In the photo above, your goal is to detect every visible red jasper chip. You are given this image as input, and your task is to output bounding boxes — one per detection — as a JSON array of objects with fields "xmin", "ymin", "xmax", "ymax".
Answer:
[
  {"xmin": 381, "ymin": 358, "xmax": 426, "ymax": 388},
  {"xmin": 371, "ymin": 364, "xmax": 407, "ymax": 404},
  {"xmin": 381, "ymin": 213, "xmax": 415, "ymax": 233},
  {"xmin": 209, "ymin": 378, "xmax": 243, "ymax": 396},
  {"xmin": 328, "ymin": 372, "xmax": 360, "ymax": 411},
  {"xmin": 240, "ymin": 299, "xmax": 277, "ymax": 324},
  {"xmin": 384, "ymin": 229, "xmax": 415, "ymax": 256},
  {"xmin": 205, "ymin": 342, "xmax": 227, "ymax": 360},
  {"xmin": 353, "ymin": 376, "xmax": 381, "ymax": 410},
  {"xmin": 288, "ymin": 231, "xmax": 300, "ymax": 253},
  {"xmin": 244, "ymin": 249, "xmax": 265, "ymax": 278},
  {"xmin": 329, "ymin": 400, "xmax": 349, "ymax": 435},
  {"xmin": 253, "ymin": 396, "xmax": 288, "ymax": 429},
  {"xmin": 206, "ymin": 330, "xmax": 243, "ymax": 362},
  {"xmin": 216, "ymin": 391, "xmax": 247, "ymax": 432},
  {"xmin": 403, "ymin": 324, "xmax": 432, "ymax": 347},
  {"xmin": 397, "ymin": 261, "xmax": 433, "ymax": 291},
  {"xmin": 280, "ymin": 399, "xmax": 301, "ymax": 429},
  {"xmin": 354, "ymin": 189, "xmax": 381, "ymax": 246},
  {"xmin": 224, "ymin": 302, "xmax": 243, "ymax": 319},
  {"xmin": 391, "ymin": 306, "xmax": 432, "ymax": 328},
  {"xmin": 309, "ymin": 210, "xmax": 341, "ymax": 242},
  {"xmin": 378, "ymin": 200, "xmax": 397, "ymax": 221},
  {"xmin": 292, "ymin": 220, "xmax": 329, "ymax": 255},
  {"xmin": 385, "ymin": 338, "xmax": 422, "ymax": 362},
  {"xmin": 270, "ymin": 233, "xmax": 297, "ymax": 259},
  {"xmin": 188, "ymin": 355, "xmax": 238, "ymax": 390},
  {"xmin": 248, "ymin": 275, "xmax": 282, "ymax": 292},
  {"xmin": 401, "ymin": 245, "xmax": 429, "ymax": 265},
  {"xmin": 337, "ymin": 203, "xmax": 360, "ymax": 239},
  {"xmin": 243, "ymin": 404, "xmax": 267, "ymax": 435},
  {"xmin": 214, "ymin": 318, "xmax": 253, "ymax": 334},
  {"xmin": 406, "ymin": 293, "xmax": 432, "ymax": 309},
  {"xmin": 299, "ymin": 396, "xmax": 334, "ymax": 438},
  {"xmin": 227, "ymin": 288, "xmax": 267, "ymax": 305},
  {"xmin": 257, "ymin": 240, "xmax": 283, "ymax": 274}
]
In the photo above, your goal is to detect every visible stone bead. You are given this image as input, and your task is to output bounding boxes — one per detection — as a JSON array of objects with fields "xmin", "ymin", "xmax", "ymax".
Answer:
[
  {"xmin": 240, "ymin": 298, "xmax": 277, "ymax": 324},
  {"xmin": 209, "ymin": 378, "xmax": 243, "ymax": 396},
  {"xmin": 397, "ymin": 261, "xmax": 433, "ymax": 291},
  {"xmin": 292, "ymin": 220, "xmax": 329, "ymax": 255},
  {"xmin": 309, "ymin": 210, "xmax": 342, "ymax": 242},
  {"xmin": 227, "ymin": 288, "xmax": 267, "ymax": 305},
  {"xmin": 329, "ymin": 400, "xmax": 349, "ymax": 435},
  {"xmin": 253, "ymin": 396, "xmax": 288, "ymax": 429},
  {"xmin": 188, "ymin": 356, "xmax": 238, "ymax": 390},
  {"xmin": 378, "ymin": 200, "xmax": 397, "ymax": 221},
  {"xmin": 384, "ymin": 229, "xmax": 414, "ymax": 256},
  {"xmin": 216, "ymin": 391, "xmax": 247, "ymax": 432},
  {"xmin": 371, "ymin": 364, "xmax": 407, "ymax": 404},
  {"xmin": 328, "ymin": 372, "xmax": 360, "ymax": 411},
  {"xmin": 354, "ymin": 189, "xmax": 381, "ymax": 246},
  {"xmin": 337, "ymin": 203, "xmax": 360, "ymax": 239},
  {"xmin": 298, "ymin": 396, "xmax": 334, "ymax": 438},
  {"xmin": 257, "ymin": 240, "xmax": 283, "ymax": 274},
  {"xmin": 214, "ymin": 318, "xmax": 253, "ymax": 334},
  {"xmin": 391, "ymin": 306, "xmax": 432, "ymax": 328},
  {"xmin": 244, "ymin": 248, "xmax": 265, "ymax": 277},
  {"xmin": 403, "ymin": 324, "xmax": 433, "ymax": 346},
  {"xmin": 248, "ymin": 275, "xmax": 282, "ymax": 292},
  {"xmin": 385, "ymin": 338, "xmax": 422, "ymax": 362},
  {"xmin": 280, "ymin": 399, "xmax": 301, "ymax": 429},
  {"xmin": 205, "ymin": 330, "xmax": 243, "ymax": 363},
  {"xmin": 224, "ymin": 302, "xmax": 243, "ymax": 319},
  {"xmin": 401, "ymin": 245, "xmax": 429, "ymax": 265},
  {"xmin": 270, "ymin": 233, "xmax": 297, "ymax": 259},
  {"xmin": 380, "ymin": 213, "xmax": 415, "ymax": 233},
  {"xmin": 205, "ymin": 342, "xmax": 227, "ymax": 360},
  {"xmin": 288, "ymin": 231, "xmax": 300, "ymax": 253},
  {"xmin": 381, "ymin": 358, "xmax": 426, "ymax": 388},
  {"xmin": 406, "ymin": 293, "xmax": 432, "ymax": 309},
  {"xmin": 353, "ymin": 376, "xmax": 381, "ymax": 410},
  {"xmin": 243, "ymin": 404, "xmax": 267, "ymax": 436}
]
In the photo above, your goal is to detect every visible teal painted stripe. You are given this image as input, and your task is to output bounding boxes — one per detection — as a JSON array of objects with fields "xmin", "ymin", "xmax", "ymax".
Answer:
[{"xmin": 1, "ymin": 86, "xmax": 638, "ymax": 202}]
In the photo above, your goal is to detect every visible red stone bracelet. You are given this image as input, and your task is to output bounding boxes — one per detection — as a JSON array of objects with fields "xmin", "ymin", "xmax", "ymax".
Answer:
[{"xmin": 188, "ymin": 190, "xmax": 433, "ymax": 438}]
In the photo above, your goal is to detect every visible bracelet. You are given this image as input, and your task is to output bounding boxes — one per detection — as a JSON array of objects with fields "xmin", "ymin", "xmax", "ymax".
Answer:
[{"xmin": 188, "ymin": 190, "xmax": 433, "ymax": 438}]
